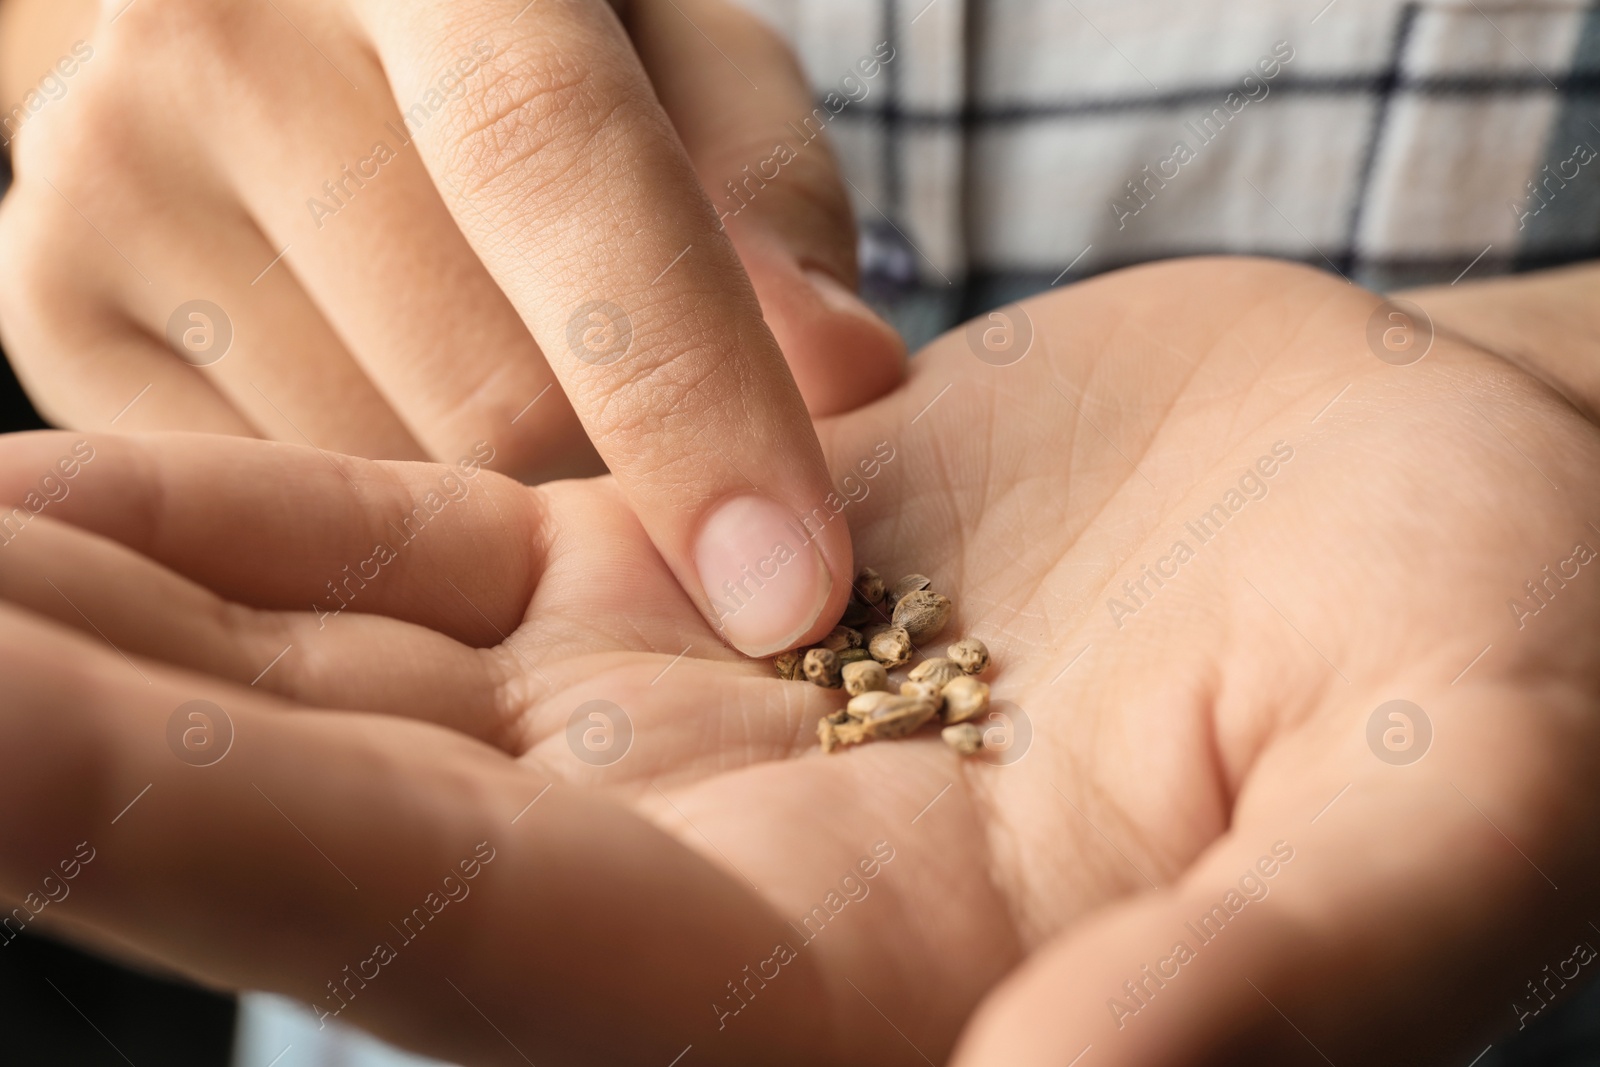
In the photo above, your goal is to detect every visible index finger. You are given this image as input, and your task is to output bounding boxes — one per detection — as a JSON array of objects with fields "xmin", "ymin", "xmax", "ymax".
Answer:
[{"xmin": 349, "ymin": 0, "xmax": 853, "ymax": 656}]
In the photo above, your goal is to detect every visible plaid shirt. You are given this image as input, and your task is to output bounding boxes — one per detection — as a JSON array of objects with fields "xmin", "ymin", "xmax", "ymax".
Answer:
[{"xmin": 740, "ymin": 0, "xmax": 1600, "ymax": 346}]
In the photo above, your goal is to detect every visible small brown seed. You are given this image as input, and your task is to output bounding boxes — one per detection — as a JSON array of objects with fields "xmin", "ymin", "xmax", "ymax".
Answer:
[
  {"xmin": 941, "ymin": 675, "xmax": 990, "ymax": 724},
  {"xmin": 868, "ymin": 626, "xmax": 913, "ymax": 669},
  {"xmin": 854, "ymin": 567, "xmax": 886, "ymax": 605},
  {"xmin": 846, "ymin": 690, "xmax": 899, "ymax": 720},
  {"xmin": 840, "ymin": 599, "xmax": 875, "ymax": 628},
  {"xmin": 818, "ymin": 625, "xmax": 863, "ymax": 653},
  {"xmin": 837, "ymin": 647, "xmax": 872, "ymax": 666},
  {"xmin": 899, "ymin": 680, "xmax": 945, "ymax": 716},
  {"xmin": 942, "ymin": 722, "xmax": 984, "ymax": 756},
  {"xmin": 893, "ymin": 590, "xmax": 953, "ymax": 642},
  {"xmin": 803, "ymin": 648, "xmax": 842, "ymax": 688},
  {"xmin": 773, "ymin": 650, "xmax": 803, "ymax": 681},
  {"xmin": 842, "ymin": 659, "xmax": 890, "ymax": 696},
  {"xmin": 908, "ymin": 657, "xmax": 965, "ymax": 690},
  {"xmin": 888, "ymin": 573, "xmax": 932, "ymax": 604},
  {"xmin": 947, "ymin": 637, "xmax": 990, "ymax": 676},
  {"xmin": 861, "ymin": 694, "xmax": 938, "ymax": 740}
]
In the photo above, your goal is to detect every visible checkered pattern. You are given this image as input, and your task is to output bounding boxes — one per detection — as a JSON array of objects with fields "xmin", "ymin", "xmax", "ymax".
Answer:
[{"xmin": 740, "ymin": 0, "xmax": 1600, "ymax": 345}]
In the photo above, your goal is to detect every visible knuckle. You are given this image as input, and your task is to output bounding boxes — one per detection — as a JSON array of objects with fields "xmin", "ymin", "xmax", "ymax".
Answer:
[
  {"xmin": 578, "ymin": 303, "xmax": 731, "ymax": 444},
  {"xmin": 434, "ymin": 45, "xmax": 654, "ymax": 206}
]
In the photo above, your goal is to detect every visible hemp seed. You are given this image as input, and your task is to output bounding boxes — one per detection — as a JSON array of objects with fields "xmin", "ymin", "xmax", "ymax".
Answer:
[
  {"xmin": 888, "ymin": 573, "xmax": 932, "ymax": 605},
  {"xmin": 842, "ymin": 659, "xmax": 890, "ymax": 696},
  {"xmin": 846, "ymin": 690, "xmax": 899, "ymax": 719},
  {"xmin": 893, "ymin": 590, "xmax": 953, "ymax": 642},
  {"xmin": 818, "ymin": 625, "xmax": 864, "ymax": 653},
  {"xmin": 803, "ymin": 648, "xmax": 842, "ymax": 688},
  {"xmin": 868, "ymin": 626, "xmax": 914, "ymax": 669},
  {"xmin": 947, "ymin": 638, "xmax": 990, "ymax": 676},
  {"xmin": 778, "ymin": 563, "xmax": 999, "ymax": 756},
  {"xmin": 854, "ymin": 567, "xmax": 886, "ymax": 606},
  {"xmin": 908, "ymin": 657, "xmax": 965, "ymax": 690},
  {"xmin": 841, "ymin": 600, "xmax": 876, "ymax": 627},
  {"xmin": 860, "ymin": 694, "xmax": 939, "ymax": 740},
  {"xmin": 774, "ymin": 650, "xmax": 802, "ymax": 681},
  {"xmin": 941, "ymin": 722, "xmax": 984, "ymax": 756},
  {"xmin": 899, "ymin": 679, "xmax": 945, "ymax": 716},
  {"xmin": 941, "ymin": 675, "xmax": 990, "ymax": 724}
]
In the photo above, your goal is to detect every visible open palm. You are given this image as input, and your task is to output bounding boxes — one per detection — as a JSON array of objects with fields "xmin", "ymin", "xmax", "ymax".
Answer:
[{"xmin": 4, "ymin": 258, "xmax": 1599, "ymax": 1067}]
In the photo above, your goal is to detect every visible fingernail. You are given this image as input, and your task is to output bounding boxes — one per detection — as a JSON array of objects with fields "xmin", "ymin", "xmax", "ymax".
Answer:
[
  {"xmin": 805, "ymin": 268, "xmax": 880, "ymax": 323},
  {"xmin": 694, "ymin": 494, "xmax": 832, "ymax": 657}
]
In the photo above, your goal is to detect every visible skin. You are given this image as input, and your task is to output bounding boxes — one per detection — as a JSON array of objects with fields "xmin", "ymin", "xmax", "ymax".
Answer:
[
  {"xmin": 3, "ymin": 257, "xmax": 1599, "ymax": 1064},
  {"xmin": 0, "ymin": 0, "xmax": 910, "ymax": 655}
]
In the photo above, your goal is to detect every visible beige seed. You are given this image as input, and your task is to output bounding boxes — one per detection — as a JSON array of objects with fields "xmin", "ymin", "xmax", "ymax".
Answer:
[
  {"xmin": 908, "ymin": 657, "xmax": 965, "ymax": 690},
  {"xmin": 773, "ymin": 650, "xmax": 803, "ymax": 681},
  {"xmin": 846, "ymin": 690, "xmax": 899, "ymax": 720},
  {"xmin": 854, "ymin": 567, "xmax": 886, "ymax": 605},
  {"xmin": 947, "ymin": 637, "xmax": 990, "ymax": 676},
  {"xmin": 824, "ymin": 718, "xmax": 869, "ymax": 752},
  {"xmin": 817, "ymin": 625, "xmax": 863, "ymax": 653},
  {"xmin": 888, "ymin": 573, "xmax": 932, "ymax": 605},
  {"xmin": 818, "ymin": 717, "xmax": 837, "ymax": 752},
  {"xmin": 842, "ymin": 659, "xmax": 890, "ymax": 696},
  {"xmin": 899, "ymin": 680, "xmax": 945, "ymax": 716},
  {"xmin": 803, "ymin": 648, "xmax": 842, "ymax": 688},
  {"xmin": 942, "ymin": 722, "xmax": 984, "ymax": 756},
  {"xmin": 893, "ymin": 590, "xmax": 953, "ymax": 642},
  {"xmin": 941, "ymin": 675, "xmax": 990, "ymax": 724},
  {"xmin": 868, "ymin": 626, "xmax": 913, "ymax": 669},
  {"xmin": 860, "ymin": 694, "xmax": 938, "ymax": 740}
]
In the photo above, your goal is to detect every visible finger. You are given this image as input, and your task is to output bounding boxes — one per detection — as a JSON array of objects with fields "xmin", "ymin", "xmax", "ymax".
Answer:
[
  {"xmin": 0, "ymin": 189, "xmax": 253, "ymax": 435},
  {"xmin": 350, "ymin": 0, "xmax": 854, "ymax": 657},
  {"xmin": 0, "ymin": 514, "xmax": 511, "ymax": 742},
  {"xmin": 629, "ymin": 0, "xmax": 906, "ymax": 415},
  {"xmin": 158, "ymin": 7, "xmax": 599, "ymax": 479},
  {"xmin": 0, "ymin": 28, "xmax": 427, "ymax": 459},
  {"xmin": 130, "ymin": 214, "xmax": 435, "ymax": 462},
  {"xmin": 0, "ymin": 605, "xmax": 834, "ymax": 1066},
  {"xmin": 951, "ymin": 685, "xmax": 1600, "ymax": 1066},
  {"xmin": 0, "ymin": 432, "xmax": 540, "ymax": 643}
]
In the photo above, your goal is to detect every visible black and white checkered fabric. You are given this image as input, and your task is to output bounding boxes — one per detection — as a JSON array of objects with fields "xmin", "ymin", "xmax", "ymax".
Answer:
[{"xmin": 740, "ymin": 0, "xmax": 1600, "ymax": 345}]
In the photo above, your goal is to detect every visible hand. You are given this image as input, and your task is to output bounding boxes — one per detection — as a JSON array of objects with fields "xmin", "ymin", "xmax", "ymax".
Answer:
[
  {"xmin": 6, "ymin": 257, "xmax": 1600, "ymax": 1065},
  {"xmin": 0, "ymin": 0, "xmax": 906, "ymax": 654}
]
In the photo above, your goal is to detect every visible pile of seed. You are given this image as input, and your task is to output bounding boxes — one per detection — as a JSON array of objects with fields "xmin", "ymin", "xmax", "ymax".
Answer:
[{"xmin": 772, "ymin": 568, "xmax": 994, "ymax": 757}]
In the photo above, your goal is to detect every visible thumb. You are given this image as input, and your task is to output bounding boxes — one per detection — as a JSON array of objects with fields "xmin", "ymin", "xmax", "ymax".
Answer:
[
  {"xmin": 630, "ymin": 0, "xmax": 907, "ymax": 416},
  {"xmin": 952, "ymin": 686, "xmax": 1599, "ymax": 1066}
]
